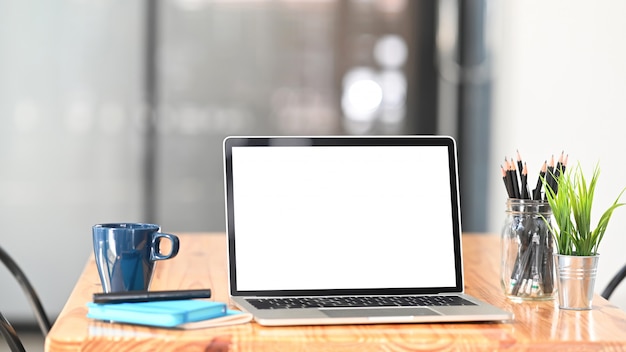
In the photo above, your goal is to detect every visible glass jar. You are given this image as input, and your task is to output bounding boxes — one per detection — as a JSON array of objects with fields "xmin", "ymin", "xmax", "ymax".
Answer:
[{"xmin": 501, "ymin": 199, "xmax": 556, "ymax": 301}]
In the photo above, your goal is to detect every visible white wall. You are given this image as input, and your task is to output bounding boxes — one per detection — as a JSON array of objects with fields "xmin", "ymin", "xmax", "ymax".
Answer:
[{"xmin": 489, "ymin": 0, "xmax": 626, "ymax": 309}]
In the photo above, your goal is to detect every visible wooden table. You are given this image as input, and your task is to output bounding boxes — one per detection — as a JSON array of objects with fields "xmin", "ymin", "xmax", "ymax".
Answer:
[{"xmin": 45, "ymin": 233, "xmax": 626, "ymax": 351}]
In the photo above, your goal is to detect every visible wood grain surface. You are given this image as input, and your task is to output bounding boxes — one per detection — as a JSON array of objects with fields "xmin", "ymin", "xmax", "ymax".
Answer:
[{"xmin": 45, "ymin": 233, "xmax": 626, "ymax": 351}]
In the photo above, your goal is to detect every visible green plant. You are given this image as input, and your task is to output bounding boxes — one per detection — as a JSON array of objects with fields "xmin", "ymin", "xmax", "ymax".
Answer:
[{"xmin": 543, "ymin": 163, "xmax": 625, "ymax": 256}]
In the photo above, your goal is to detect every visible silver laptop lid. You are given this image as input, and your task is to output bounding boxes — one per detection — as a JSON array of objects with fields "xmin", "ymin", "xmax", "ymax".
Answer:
[{"xmin": 223, "ymin": 136, "xmax": 464, "ymax": 298}]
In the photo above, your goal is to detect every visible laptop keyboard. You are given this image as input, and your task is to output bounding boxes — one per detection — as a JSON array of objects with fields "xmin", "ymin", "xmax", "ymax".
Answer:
[{"xmin": 247, "ymin": 295, "xmax": 477, "ymax": 310}]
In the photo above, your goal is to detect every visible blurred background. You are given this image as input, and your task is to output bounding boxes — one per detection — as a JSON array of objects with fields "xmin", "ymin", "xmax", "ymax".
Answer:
[{"xmin": 1, "ymin": 0, "xmax": 626, "ymax": 336}]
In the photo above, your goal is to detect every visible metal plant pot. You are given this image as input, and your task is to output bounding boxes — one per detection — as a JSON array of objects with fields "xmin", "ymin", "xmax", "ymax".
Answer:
[{"xmin": 554, "ymin": 254, "xmax": 599, "ymax": 310}]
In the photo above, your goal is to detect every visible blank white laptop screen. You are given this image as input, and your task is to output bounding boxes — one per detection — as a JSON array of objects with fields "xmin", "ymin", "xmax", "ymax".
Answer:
[{"xmin": 230, "ymin": 143, "xmax": 458, "ymax": 292}]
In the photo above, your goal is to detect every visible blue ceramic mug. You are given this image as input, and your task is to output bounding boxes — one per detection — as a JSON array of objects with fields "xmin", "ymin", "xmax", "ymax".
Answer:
[{"xmin": 92, "ymin": 223, "xmax": 180, "ymax": 293}]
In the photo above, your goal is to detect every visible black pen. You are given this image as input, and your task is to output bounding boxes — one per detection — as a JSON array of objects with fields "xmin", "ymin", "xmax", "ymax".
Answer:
[{"xmin": 93, "ymin": 289, "xmax": 212, "ymax": 304}]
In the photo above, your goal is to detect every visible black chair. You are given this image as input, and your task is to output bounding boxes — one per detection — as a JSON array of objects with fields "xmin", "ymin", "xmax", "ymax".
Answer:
[
  {"xmin": 0, "ymin": 311, "xmax": 26, "ymax": 352},
  {"xmin": 0, "ymin": 245, "xmax": 52, "ymax": 352},
  {"xmin": 601, "ymin": 264, "xmax": 626, "ymax": 300}
]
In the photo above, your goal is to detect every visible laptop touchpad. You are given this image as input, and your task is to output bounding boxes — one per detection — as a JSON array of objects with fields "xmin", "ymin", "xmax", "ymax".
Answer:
[{"xmin": 321, "ymin": 307, "xmax": 440, "ymax": 318}]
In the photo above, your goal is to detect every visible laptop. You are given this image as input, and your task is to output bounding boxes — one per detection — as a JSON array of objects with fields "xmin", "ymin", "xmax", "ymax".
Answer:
[{"xmin": 222, "ymin": 135, "xmax": 513, "ymax": 326}]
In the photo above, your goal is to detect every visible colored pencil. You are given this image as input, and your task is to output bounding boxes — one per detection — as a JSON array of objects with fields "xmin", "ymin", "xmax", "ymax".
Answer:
[
  {"xmin": 502, "ymin": 165, "xmax": 514, "ymax": 198},
  {"xmin": 516, "ymin": 151, "xmax": 530, "ymax": 199},
  {"xmin": 532, "ymin": 161, "xmax": 547, "ymax": 201}
]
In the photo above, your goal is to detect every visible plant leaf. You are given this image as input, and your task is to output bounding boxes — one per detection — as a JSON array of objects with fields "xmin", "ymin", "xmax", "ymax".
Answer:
[{"xmin": 543, "ymin": 161, "xmax": 625, "ymax": 256}]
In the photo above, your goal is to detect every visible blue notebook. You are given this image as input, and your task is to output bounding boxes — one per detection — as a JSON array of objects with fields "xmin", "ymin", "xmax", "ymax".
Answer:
[{"xmin": 87, "ymin": 300, "xmax": 227, "ymax": 328}]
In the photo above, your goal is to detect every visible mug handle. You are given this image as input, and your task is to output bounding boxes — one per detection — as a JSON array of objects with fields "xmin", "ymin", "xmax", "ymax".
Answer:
[{"xmin": 151, "ymin": 233, "xmax": 180, "ymax": 261}]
